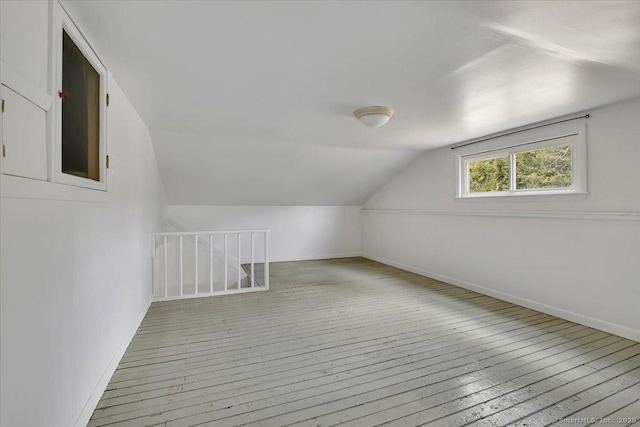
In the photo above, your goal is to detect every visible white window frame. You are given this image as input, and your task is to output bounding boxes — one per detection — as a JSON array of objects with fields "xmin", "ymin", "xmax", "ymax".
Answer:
[
  {"xmin": 455, "ymin": 123, "xmax": 587, "ymax": 200},
  {"xmin": 52, "ymin": 2, "xmax": 108, "ymax": 191}
]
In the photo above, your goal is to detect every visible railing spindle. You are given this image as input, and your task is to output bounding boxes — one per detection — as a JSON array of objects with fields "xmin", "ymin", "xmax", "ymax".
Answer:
[
  {"xmin": 194, "ymin": 235, "xmax": 198, "ymax": 295},
  {"xmin": 264, "ymin": 231, "xmax": 269, "ymax": 290},
  {"xmin": 237, "ymin": 233, "xmax": 242, "ymax": 290},
  {"xmin": 251, "ymin": 232, "xmax": 255, "ymax": 288},
  {"xmin": 179, "ymin": 235, "xmax": 183, "ymax": 296},
  {"xmin": 163, "ymin": 236, "xmax": 168, "ymax": 298},
  {"xmin": 224, "ymin": 233, "xmax": 228, "ymax": 292},
  {"xmin": 209, "ymin": 234, "xmax": 213, "ymax": 293}
]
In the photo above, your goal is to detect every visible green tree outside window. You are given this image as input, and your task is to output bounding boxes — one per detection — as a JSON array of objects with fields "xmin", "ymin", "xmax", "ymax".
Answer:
[{"xmin": 468, "ymin": 144, "xmax": 573, "ymax": 193}]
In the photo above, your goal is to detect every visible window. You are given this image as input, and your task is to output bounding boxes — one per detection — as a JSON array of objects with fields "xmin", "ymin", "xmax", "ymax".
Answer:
[
  {"xmin": 467, "ymin": 155, "xmax": 509, "ymax": 193},
  {"xmin": 456, "ymin": 124, "xmax": 587, "ymax": 199},
  {"xmin": 61, "ymin": 30, "xmax": 100, "ymax": 181},
  {"xmin": 54, "ymin": 4, "xmax": 108, "ymax": 191}
]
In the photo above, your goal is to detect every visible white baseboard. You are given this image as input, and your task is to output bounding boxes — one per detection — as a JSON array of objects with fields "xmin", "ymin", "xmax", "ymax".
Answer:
[
  {"xmin": 363, "ymin": 253, "xmax": 640, "ymax": 343},
  {"xmin": 273, "ymin": 253, "xmax": 362, "ymax": 262},
  {"xmin": 73, "ymin": 298, "xmax": 151, "ymax": 427}
]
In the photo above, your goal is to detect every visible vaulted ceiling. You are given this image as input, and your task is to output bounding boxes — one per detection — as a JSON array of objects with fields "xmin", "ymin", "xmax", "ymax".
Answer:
[{"xmin": 64, "ymin": 0, "xmax": 640, "ymax": 205}]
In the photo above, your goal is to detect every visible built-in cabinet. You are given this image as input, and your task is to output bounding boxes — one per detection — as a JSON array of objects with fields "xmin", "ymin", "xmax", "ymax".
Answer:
[
  {"xmin": 0, "ymin": 85, "xmax": 48, "ymax": 181},
  {"xmin": 1, "ymin": 0, "xmax": 50, "ymax": 182},
  {"xmin": 1, "ymin": 0, "xmax": 108, "ymax": 191}
]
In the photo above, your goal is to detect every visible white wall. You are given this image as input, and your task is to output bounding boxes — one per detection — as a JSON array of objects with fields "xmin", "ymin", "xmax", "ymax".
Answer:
[
  {"xmin": 363, "ymin": 97, "xmax": 640, "ymax": 341},
  {"xmin": 0, "ymin": 2, "xmax": 167, "ymax": 426},
  {"xmin": 0, "ymin": 80, "xmax": 166, "ymax": 427},
  {"xmin": 168, "ymin": 206, "xmax": 362, "ymax": 262}
]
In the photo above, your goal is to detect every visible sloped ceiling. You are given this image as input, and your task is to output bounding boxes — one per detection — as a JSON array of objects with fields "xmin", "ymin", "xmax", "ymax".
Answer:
[{"xmin": 63, "ymin": 0, "xmax": 640, "ymax": 205}]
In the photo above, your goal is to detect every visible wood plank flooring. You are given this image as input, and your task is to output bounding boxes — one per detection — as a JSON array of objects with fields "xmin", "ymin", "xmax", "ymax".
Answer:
[{"xmin": 90, "ymin": 257, "xmax": 640, "ymax": 427}]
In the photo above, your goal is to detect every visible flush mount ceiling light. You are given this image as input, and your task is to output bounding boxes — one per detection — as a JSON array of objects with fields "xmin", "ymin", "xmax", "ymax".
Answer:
[{"xmin": 354, "ymin": 106, "xmax": 394, "ymax": 128}]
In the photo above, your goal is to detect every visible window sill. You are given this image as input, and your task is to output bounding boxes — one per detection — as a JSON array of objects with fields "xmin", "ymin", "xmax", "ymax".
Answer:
[
  {"xmin": 1, "ymin": 174, "xmax": 111, "ymax": 203},
  {"xmin": 455, "ymin": 192, "xmax": 588, "ymax": 203}
]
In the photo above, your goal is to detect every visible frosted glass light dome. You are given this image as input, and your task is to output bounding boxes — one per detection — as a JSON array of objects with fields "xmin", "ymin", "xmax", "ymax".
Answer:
[{"xmin": 354, "ymin": 106, "xmax": 394, "ymax": 128}]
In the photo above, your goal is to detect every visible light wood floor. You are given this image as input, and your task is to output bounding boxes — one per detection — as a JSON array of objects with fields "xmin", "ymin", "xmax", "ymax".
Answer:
[{"xmin": 90, "ymin": 257, "xmax": 640, "ymax": 427}]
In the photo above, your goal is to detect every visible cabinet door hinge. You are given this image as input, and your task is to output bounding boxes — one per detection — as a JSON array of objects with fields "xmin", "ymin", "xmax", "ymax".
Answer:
[
  {"xmin": 106, "ymin": 155, "xmax": 110, "ymax": 169},
  {"xmin": 1, "ymin": 99, "xmax": 4, "ymax": 113},
  {"xmin": 2, "ymin": 144, "xmax": 6, "ymax": 158},
  {"xmin": 106, "ymin": 93, "xmax": 110, "ymax": 107}
]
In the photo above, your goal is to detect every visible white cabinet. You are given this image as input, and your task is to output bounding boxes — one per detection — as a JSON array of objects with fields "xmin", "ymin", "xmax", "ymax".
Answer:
[
  {"xmin": 0, "ymin": 0, "xmax": 50, "ymax": 182},
  {"xmin": 1, "ymin": 85, "xmax": 48, "ymax": 181},
  {"xmin": 0, "ymin": 1, "xmax": 109, "ymax": 189}
]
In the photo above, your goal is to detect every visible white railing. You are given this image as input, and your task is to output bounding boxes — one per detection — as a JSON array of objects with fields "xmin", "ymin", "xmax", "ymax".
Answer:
[{"xmin": 151, "ymin": 229, "xmax": 270, "ymax": 301}]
